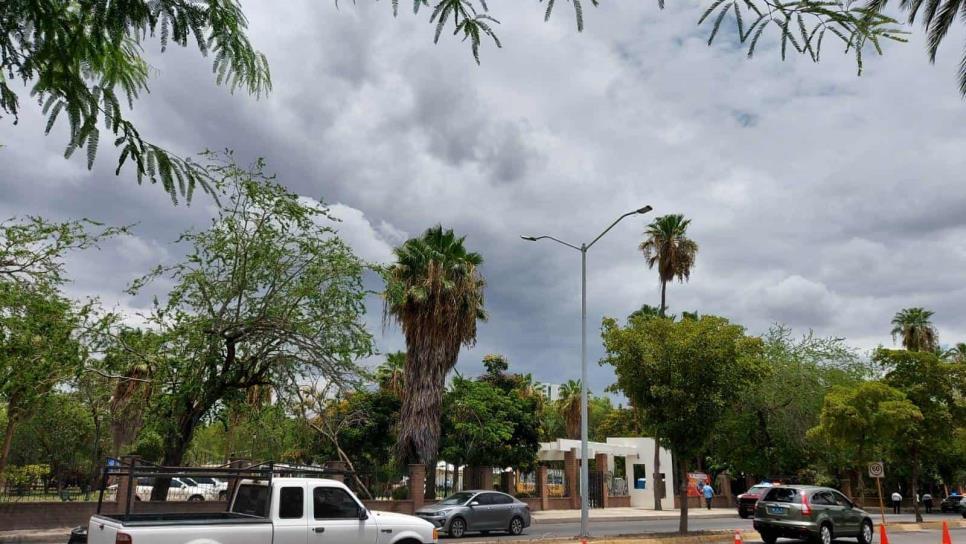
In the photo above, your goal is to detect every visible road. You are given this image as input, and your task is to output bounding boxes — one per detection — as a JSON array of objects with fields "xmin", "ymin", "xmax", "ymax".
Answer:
[{"xmin": 458, "ymin": 515, "xmax": 966, "ymax": 543}]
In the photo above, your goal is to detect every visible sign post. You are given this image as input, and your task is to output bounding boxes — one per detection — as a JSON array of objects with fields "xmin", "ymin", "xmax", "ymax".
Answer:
[{"xmin": 869, "ymin": 462, "xmax": 886, "ymax": 526}]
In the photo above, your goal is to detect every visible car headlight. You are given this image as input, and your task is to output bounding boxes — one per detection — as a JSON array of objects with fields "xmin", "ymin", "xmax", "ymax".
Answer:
[{"xmin": 436, "ymin": 509, "xmax": 453, "ymax": 516}]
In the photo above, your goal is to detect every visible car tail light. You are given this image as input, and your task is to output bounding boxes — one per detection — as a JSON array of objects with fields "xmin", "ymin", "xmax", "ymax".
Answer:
[
  {"xmin": 801, "ymin": 493, "xmax": 812, "ymax": 516},
  {"xmin": 116, "ymin": 533, "xmax": 133, "ymax": 544}
]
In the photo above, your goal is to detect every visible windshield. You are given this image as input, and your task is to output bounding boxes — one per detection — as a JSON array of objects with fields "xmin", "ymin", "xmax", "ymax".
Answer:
[
  {"xmin": 440, "ymin": 492, "xmax": 476, "ymax": 505},
  {"xmin": 748, "ymin": 485, "xmax": 772, "ymax": 494}
]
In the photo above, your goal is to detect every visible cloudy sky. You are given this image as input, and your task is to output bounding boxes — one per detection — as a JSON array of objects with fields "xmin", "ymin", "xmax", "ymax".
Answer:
[{"xmin": 2, "ymin": 1, "xmax": 965, "ymax": 396}]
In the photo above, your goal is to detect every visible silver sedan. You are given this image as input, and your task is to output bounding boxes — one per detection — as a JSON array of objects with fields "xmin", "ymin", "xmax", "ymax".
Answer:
[{"xmin": 415, "ymin": 490, "xmax": 532, "ymax": 538}]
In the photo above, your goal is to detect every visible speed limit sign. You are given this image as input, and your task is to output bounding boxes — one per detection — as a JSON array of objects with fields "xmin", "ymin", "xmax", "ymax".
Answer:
[{"xmin": 868, "ymin": 461, "xmax": 885, "ymax": 479}]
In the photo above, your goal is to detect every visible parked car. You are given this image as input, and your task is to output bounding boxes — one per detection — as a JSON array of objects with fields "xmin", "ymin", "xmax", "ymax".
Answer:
[
  {"xmin": 105, "ymin": 477, "xmax": 220, "ymax": 502},
  {"xmin": 754, "ymin": 485, "xmax": 873, "ymax": 544},
  {"xmin": 80, "ymin": 476, "xmax": 437, "ymax": 544},
  {"xmin": 737, "ymin": 483, "xmax": 774, "ymax": 519},
  {"xmin": 178, "ymin": 476, "xmax": 229, "ymax": 500},
  {"xmin": 940, "ymin": 494, "xmax": 964, "ymax": 513},
  {"xmin": 415, "ymin": 490, "xmax": 531, "ymax": 538}
]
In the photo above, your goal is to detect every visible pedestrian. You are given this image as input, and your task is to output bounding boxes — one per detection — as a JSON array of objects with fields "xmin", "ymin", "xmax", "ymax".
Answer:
[
  {"xmin": 892, "ymin": 491, "xmax": 902, "ymax": 514},
  {"xmin": 703, "ymin": 480, "xmax": 715, "ymax": 510},
  {"xmin": 923, "ymin": 492, "xmax": 933, "ymax": 514}
]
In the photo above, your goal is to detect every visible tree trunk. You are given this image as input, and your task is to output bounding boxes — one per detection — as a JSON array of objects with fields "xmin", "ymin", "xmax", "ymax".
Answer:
[
  {"xmin": 912, "ymin": 453, "xmax": 922, "ymax": 523},
  {"xmin": 396, "ymin": 339, "xmax": 456, "ymax": 472},
  {"xmin": 678, "ymin": 453, "xmax": 690, "ymax": 534},
  {"xmin": 0, "ymin": 410, "xmax": 19, "ymax": 487},
  {"xmin": 854, "ymin": 468, "xmax": 866, "ymax": 507},
  {"xmin": 659, "ymin": 281, "xmax": 668, "ymax": 317},
  {"xmin": 425, "ymin": 462, "xmax": 437, "ymax": 500},
  {"xmin": 150, "ymin": 404, "xmax": 204, "ymax": 501},
  {"xmin": 653, "ymin": 435, "xmax": 663, "ymax": 510}
]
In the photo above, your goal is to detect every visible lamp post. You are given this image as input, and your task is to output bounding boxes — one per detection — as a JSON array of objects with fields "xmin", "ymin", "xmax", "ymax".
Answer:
[{"xmin": 521, "ymin": 205, "xmax": 653, "ymax": 538}]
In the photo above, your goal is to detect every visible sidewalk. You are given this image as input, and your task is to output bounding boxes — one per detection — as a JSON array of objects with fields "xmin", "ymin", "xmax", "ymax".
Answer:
[
  {"xmin": 534, "ymin": 507, "xmax": 737, "ymax": 523},
  {"xmin": 0, "ymin": 528, "xmax": 71, "ymax": 544}
]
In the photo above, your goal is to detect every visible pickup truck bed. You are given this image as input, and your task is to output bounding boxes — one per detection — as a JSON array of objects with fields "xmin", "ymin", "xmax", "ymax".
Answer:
[{"xmin": 93, "ymin": 512, "xmax": 268, "ymax": 526}]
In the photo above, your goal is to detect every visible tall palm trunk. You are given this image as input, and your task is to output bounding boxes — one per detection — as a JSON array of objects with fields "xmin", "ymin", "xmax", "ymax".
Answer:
[
  {"xmin": 660, "ymin": 280, "xmax": 668, "ymax": 317},
  {"xmin": 653, "ymin": 279, "xmax": 668, "ymax": 511},
  {"xmin": 397, "ymin": 340, "xmax": 455, "ymax": 480}
]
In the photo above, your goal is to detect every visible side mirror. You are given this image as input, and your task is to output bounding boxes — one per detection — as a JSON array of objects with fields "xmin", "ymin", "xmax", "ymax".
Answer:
[
  {"xmin": 358, "ymin": 507, "xmax": 369, "ymax": 520},
  {"xmin": 469, "ymin": 501, "xmax": 480, "ymax": 507}
]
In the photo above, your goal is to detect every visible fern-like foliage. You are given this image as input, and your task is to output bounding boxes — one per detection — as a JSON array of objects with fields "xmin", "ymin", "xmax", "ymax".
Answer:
[
  {"xmin": 700, "ymin": 1, "xmax": 907, "ymax": 76},
  {"xmin": 0, "ymin": 0, "xmax": 271, "ymax": 204}
]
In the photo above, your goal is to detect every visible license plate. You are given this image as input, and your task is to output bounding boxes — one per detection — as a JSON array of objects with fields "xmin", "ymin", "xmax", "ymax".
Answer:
[{"xmin": 767, "ymin": 506, "xmax": 788, "ymax": 515}]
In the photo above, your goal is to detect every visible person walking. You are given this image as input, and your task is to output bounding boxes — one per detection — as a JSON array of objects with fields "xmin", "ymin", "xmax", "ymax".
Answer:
[
  {"xmin": 923, "ymin": 492, "xmax": 933, "ymax": 514},
  {"xmin": 892, "ymin": 491, "xmax": 903, "ymax": 514},
  {"xmin": 703, "ymin": 481, "xmax": 715, "ymax": 510}
]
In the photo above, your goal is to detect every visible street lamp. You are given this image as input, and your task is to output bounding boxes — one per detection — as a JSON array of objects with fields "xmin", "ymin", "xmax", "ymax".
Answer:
[{"xmin": 520, "ymin": 204, "xmax": 652, "ymax": 538}]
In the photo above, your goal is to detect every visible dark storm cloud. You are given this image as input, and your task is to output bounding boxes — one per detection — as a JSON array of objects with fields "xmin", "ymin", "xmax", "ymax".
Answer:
[{"xmin": 1, "ymin": 0, "xmax": 965, "ymax": 395}]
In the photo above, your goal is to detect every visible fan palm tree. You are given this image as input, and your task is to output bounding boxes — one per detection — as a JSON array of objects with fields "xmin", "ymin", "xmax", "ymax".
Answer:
[
  {"xmin": 890, "ymin": 307, "xmax": 939, "ymax": 352},
  {"xmin": 639, "ymin": 214, "xmax": 699, "ymax": 317},
  {"xmin": 639, "ymin": 214, "xmax": 697, "ymax": 510},
  {"xmin": 557, "ymin": 380, "xmax": 583, "ymax": 439},
  {"xmin": 949, "ymin": 343, "xmax": 966, "ymax": 363},
  {"xmin": 383, "ymin": 226, "xmax": 486, "ymax": 489},
  {"xmin": 375, "ymin": 352, "xmax": 406, "ymax": 396}
]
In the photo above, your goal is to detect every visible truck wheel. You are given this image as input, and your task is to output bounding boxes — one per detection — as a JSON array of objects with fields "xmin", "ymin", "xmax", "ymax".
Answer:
[
  {"xmin": 760, "ymin": 531, "xmax": 777, "ymax": 544},
  {"xmin": 509, "ymin": 516, "xmax": 525, "ymax": 535},
  {"xmin": 449, "ymin": 517, "xmax": 467, "ymax": 538},
  {"xmin": 739, "ymin": 510, "xmax": 750, "ymax": 519},
  {"xmin": 188, "ymin": 495, "xmax": 204, "ymax": 502}
]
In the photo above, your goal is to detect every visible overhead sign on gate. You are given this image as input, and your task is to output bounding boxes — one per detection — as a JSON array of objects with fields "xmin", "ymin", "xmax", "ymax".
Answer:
[{"xmin": 869, "ymin": 461, "xmax": 885, "ymax": 479}]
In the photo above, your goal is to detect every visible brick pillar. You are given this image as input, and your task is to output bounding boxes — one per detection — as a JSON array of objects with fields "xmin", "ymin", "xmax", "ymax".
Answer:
[
  {"xmin": 409, "ymin": 464, "xmax": 426, "ymax": 510},
  {"xmin": 116, "ymin": 455, "xmax": 141, "ymax": 512},
  {"xmin": 595, "ymin": 453, "xmax": 609, "ymax": 508},
  {"xmin": 501, "ymin": 471, "xmax": 516, "ymax": 496},
  {"xmin": 537, "ymin": 466, "xmax": 548, "ymax": 511},
  {"xmin": 324, "ymin": 461, "xmax": 347, "ymax": 482},
  {"xmin": 479, "ymin": 466, "xmax": 493, "ymax": 490},
  {"xmin": 226, "ymin": 458, "xmax": 251, "ymax": 504},
  {"xmin": 565, "ymin": 448, "xmax": 579, "ymax": 509}
]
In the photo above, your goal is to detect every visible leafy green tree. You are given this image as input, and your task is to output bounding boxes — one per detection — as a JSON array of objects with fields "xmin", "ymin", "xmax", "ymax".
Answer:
[
  {"xmin": 601, "ymin": 313, "xmax": 765, "ymax": 532},
  {"xmin": 1, "ymin": 0, "xmax": 270, "ymax": 202},
  {"xmin": 382, "ymin": 225, "xmax": 486, "ymax": 489},
  {"xmin": 121, "ymin": 153, "xmax": 373, "ymax": 499},
  {"xmin": 0, "ymin": 217, "xmax": 124, "ymax": 286},
  {"xmin": 890, "ymin": 307, "xmax": 939, "ymax": 352},
  {"xmin": 943, "ymin": 343, "xmax": 966, "ymax": 364},
  {"xmin": 0, "ymin": 282, "xmax": 86, "ymax": 481},
  {"xmin": 556, "ymin": 379, "xmax": 582, "ymax": 440},
  {"xmin": 875, "ymin": 348, "xmax": 966, "ymax": 522},
  {"xmin": 638, "ymin": 212, "xmax": 698, "ymax": 510},
  {"xmin": 807, "ymin": 380, "xmax": 920, "ymax": 504},
  {"xmin": 710, "ymin": 325, "xmax": 865, "ymax": 482}
]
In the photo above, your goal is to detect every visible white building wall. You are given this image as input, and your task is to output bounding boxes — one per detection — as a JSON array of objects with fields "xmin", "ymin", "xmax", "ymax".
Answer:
[{"xmin": 606, "ymin": 437, "xmax": 675, "ymax": 510}]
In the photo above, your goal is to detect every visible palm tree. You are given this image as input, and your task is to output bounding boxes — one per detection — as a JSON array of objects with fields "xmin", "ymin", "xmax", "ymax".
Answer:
[
  {"xmin": 890, "ymin": 307, "xmax": 939, "ymax": 352},
  {"xmin": 639, "ymin": 214, "xmax": 699, "ymax": 317},
  {"xmin": 557, "ymin": 380, "xmax": 583, "ymax": 439},
  {"xmin": 383, "ymin": 226, "xmax": 486, "ymax": 493},
  {"xmin": 948, "ymin": 343, "xmax": 966, "ymax": 363},
  {"xmin": 375, "ymin": 352, "xmax": 406, "ymax": 396},
  {"xmin": 639, "ymin": 214, "xmax": 698, "ymax": 510}
]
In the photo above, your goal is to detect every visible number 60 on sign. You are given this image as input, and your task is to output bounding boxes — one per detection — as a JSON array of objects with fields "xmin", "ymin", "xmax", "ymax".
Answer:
[{"xmin": 868, "ymin": 461, "xmax": 885, "ymax": 479}]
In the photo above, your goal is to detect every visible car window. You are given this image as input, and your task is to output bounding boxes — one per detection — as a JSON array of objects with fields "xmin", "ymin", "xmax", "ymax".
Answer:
[
  {"xmin": 831, "ymin": 491, "xmax": 852, "ymax": 508},
  {"xmin": 441, "ymin": 492, "xmax": 475, "ymax": 505},
  {"xmin": 749, "ymin": 486, "xmax": 771, "ymax": 494},
  {"xmin": 194, "ymin": 477, "xmax": 216, "ymax": 485},
  {"xmin": 764, "ymin": 488, "xmax": 801, "ymax": 504},
  {"xmin": 492, "ymin": 494, "xmax": 514, "ymax": 505},
  {"xmin": 232, "ymin": 484, "xmax": 271, "ymax": 517},
  {"xmin": 313, "ymin": 487, "xmax": 360, "ymax": 519},
  {"xmin": 279, "ymin": 487, "xmax": 304, "ymax": 519},
  {"xmin": 136, "ymin": 477, "xmax": 152, "ymax": 486},
  {"xmin": 180, "ymin": 478, "xmax": 197, "ymax": 486},
  {"xmin": 809, "ymin": 492, "xmax": 829, "ymax": 505},
  {"xmin": 169, "ymin": 479, "xmax": 183, "ymax": 489}
]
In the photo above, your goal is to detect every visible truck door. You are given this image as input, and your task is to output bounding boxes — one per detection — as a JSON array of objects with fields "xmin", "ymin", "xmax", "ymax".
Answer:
[
  {"xmin": 275, "ymin": 485, "xmax": 308, "ymax": 544},
  {"xmin": 310, "ymin": 485, "xmax": 378, "ymax": 544}
]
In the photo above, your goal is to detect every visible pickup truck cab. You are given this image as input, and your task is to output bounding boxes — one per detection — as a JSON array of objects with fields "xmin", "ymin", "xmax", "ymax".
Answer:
[{"xmin": 85, "ymin": 477, "xmax": 437, "ymax": 544}]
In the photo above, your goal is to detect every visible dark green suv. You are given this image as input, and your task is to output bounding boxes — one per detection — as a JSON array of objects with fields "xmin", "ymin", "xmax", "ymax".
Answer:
[{"xmin": 754, "ymin": 486, "xmax": 874, "ymax": 544}]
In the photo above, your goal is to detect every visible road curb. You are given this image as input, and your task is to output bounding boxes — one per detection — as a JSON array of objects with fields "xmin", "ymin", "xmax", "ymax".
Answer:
[
  {"xmin": 0, "ymin": 528, "xmax": 71, "ymax": 544},
  {"xmin": 888, "ymin": 520, "xmax": 966, "ymax": 532},
  {"xmin": 463, "ymin": 529, "xmax": 746, "ymax": 544},
  {"xmin": 533, "ymin": 514, "xmax": 738, "ymax": 524}
]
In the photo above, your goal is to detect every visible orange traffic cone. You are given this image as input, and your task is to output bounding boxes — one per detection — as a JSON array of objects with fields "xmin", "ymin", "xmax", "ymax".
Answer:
[
  {"xmin": 880, "ymin": 524, "xmax": 890, "ymax": 544},
  {"xmin": 734, "ymin": 530, "xmax": 743, "ymax": 544},
  {"xmin": 942, "ymin": 520, "xmax": 952, "ymax": 544}
]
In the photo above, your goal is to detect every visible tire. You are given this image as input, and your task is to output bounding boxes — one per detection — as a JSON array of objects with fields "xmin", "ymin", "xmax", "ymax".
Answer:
[
  {"xmin": 509, "ymin": 516, "xmax": 525, "ymax": 536},
  {"xmin": 760, "ymin": 530, "xmax": 778, "ymax": 544},
  {"xmin": 858, "ymin": 521, "xmax": 873, "ymax": 544},
  {"xmin": 449, "ymin": 517, "xmax": 467, "ymax": 538},
  {"xmin": 739, "ymin": 510, "xmax": 750, "ymax": 519},
  {"xmin": 813, "ymin": 523, "xmax": 833, "ymax": 544},
  {"xmin": 188, "ymin": 495, "xmax": 204, "ymax": 502}
]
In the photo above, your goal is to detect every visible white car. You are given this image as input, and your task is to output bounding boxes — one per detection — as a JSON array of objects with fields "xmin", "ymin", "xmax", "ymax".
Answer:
[
  {"xmin": 106, "ymin": 477, "xmax": 220, "ymax": 502},
  {"xmin": 86, "ymin": 476, "xmax": 438, "ymax": 544}
]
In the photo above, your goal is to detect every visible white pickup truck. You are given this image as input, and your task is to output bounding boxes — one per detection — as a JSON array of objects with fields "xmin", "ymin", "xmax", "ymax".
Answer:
[{"xmin": 85, "ymin": 477, "xmax": 438, "ymax": 544}]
